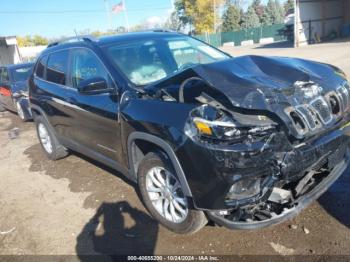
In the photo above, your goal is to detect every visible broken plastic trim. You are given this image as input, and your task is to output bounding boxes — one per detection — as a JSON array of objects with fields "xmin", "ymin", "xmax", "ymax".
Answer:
[{"xmin": 207, "ymin": 153, "xmax": 349, "ymax": 230}]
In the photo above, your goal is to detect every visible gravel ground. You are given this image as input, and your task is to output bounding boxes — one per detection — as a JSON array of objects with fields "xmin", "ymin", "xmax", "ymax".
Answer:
[{"xmin": 0, "ymin": 40, "xmax": 350, "ymax": 258}]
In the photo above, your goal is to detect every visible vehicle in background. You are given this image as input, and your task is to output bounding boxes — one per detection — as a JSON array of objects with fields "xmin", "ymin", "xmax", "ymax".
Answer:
[
  {"xmin": 284, "ymin": 8, "xmax": 295, "ymax": 26},
  {"xmin": 0, "ymin": 63, "xmax": 34, "ymax": 121}
]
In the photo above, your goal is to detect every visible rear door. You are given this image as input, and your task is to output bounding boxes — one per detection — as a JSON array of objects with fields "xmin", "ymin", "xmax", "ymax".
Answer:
[
  {"xmin": 32, "ymin": 51, "xmax": 71, "ymax": 138},
  {"xmin": 0, "ymin": 67, "xmax": 14, "ymax": 109}
]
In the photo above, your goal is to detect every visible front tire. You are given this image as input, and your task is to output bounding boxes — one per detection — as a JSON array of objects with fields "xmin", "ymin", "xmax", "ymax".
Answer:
[
  {"xmin": 35, "ymin": 115, "xmax": 68, "ymax": 160},
  {"xmin": 138, "ymin": 152, "xmax": 207, "ymax": 234}
]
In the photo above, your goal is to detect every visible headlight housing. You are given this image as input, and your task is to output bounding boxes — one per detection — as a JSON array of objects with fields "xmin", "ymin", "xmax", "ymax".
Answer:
[{"xmin": 185, "ymin": 104, "xmax": 276, "ymax": 143}]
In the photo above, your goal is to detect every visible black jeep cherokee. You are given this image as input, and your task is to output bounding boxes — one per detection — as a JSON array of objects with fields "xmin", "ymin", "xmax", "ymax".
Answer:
[{"xmin": 29, "ymin": 32, "xmax": 350, "ymax": 234}]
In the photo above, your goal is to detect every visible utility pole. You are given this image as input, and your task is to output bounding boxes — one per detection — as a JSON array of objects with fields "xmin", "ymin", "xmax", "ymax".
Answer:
[
  {"xmin": 122, "ymin": 0, "xmax": 130, "ymax": 32},
  {"xmin": 213, "ymin": 0, "xmax": 216, "ymax": 33},
  {"xmin": 104, "ymin": 0, "xmax": 112, "ymax": 30}
]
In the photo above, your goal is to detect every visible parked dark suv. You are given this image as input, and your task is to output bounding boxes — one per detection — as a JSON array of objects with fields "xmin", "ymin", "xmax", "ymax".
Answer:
[{"xmin": 29, "ymin": 32, "xmax": 350, "ymax": 234}]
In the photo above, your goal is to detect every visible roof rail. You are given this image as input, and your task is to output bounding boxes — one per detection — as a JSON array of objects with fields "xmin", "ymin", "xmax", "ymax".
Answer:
[
  {"xmin": 47, "ymin": 35, "xmax": 97, "ymax": 48},
  {"xmin": 151, "ymin": 28, "xmax": 174, "ymax": 33}
]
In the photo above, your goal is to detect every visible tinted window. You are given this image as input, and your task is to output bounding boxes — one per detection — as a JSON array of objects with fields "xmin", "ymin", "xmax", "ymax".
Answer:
[
  {"xmin": 35, "ymin": 56, "xmax": 47, "ymax": 79},
  {"xmin": 0, "ymin": 68, "xmax": 9, "ymax": 82},
  {"xmin": 47, "ymin": 51, "xmax": 69, "ymax": 85},
  {"xmin": 70, "ymin": 49, "xmax": 109, "ymax": 88},
  {"xmin": 12, "ymin": 66, "xmax": 32, "ymax": 82}
]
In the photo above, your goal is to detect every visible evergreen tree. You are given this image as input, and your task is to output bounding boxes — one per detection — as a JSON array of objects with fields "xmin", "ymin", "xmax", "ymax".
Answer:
[
  {"xmin": 275, "ymin": 0, "xmax": 285, "ymax": 22},
  {"xmin": 252, "ymin": 0, "xmax": 264, "ymax": 22},
  {"xmin": 263, "ymin": 0, "xmax": 284, "ymax": 25},
  {"xmin": 221, "ymin": 4, "xmax": 241, "ymax": 32},
  {"xmin": 284, "ymin": 0, "xmax": 294, "ymax": 13},
  {"xmin": 241, "ymin": 6, "xmax": 260, "ymax": 29}
]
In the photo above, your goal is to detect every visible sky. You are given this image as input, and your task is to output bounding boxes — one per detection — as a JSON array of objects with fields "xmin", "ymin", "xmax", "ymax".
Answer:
[
  {"xmin": 0, "ymin": 0, "xmax": 174, "ymax": 37},
  {"xmin": 0, "ymin": 0, "xmax": 285, "ymax": 38}
]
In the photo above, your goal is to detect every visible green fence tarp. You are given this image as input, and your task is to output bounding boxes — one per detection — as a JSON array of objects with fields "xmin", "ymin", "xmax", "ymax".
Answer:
[{"xmin": 195, "ymin": 24, "xmax": 286, "ymax": 48}]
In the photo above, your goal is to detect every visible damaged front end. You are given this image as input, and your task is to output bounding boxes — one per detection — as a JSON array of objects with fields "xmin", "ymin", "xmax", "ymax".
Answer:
[
  {"xmin": 143, "ymin": 56, "xmax": 350, "ymax": 229},
  {"xmin": 181, "ymin": 97, "xmax": 350, "ymax": 229}
]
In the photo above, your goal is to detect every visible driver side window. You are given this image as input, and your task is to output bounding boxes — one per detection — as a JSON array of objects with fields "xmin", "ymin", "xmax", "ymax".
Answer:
[{"xmin": 70, "ymin": 49, "xmax": 109, "ymax": 88}]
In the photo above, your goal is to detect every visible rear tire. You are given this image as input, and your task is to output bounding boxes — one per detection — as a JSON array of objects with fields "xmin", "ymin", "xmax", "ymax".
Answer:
[
  {"xmin": 16, "ymin": 101, "xmax": 28, "ymax": 122},
  {"xmin": 138, "ymin": 151, "xmax": 207, "ymax": 234},
  {"xmin": 35, "ymin": 115, "xmax": 68, "ymax": 160}
]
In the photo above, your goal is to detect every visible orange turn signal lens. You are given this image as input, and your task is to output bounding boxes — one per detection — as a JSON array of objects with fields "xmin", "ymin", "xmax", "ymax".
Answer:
[{"xmin": 194, "ymin": 120, "xmax": 212, "ymax": 136}]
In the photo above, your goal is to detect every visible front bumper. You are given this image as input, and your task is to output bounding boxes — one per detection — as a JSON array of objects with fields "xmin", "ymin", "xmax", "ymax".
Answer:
[
  {"xmin": 206, "ymin": 151, "xmax": 349, "ymax": 229},
  {"xmin": 176, "ymin": 127, "xmax": 350, "ymax": 210}
]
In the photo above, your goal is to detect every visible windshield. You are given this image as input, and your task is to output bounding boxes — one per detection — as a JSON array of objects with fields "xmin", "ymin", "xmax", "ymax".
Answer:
[
  {"xmin": 105, "ymin": 36, "xmax": 230, "ymax": 86},
  {"xmin": 12, "ymin": 66, "xmax": 32, "ymax": 82}
]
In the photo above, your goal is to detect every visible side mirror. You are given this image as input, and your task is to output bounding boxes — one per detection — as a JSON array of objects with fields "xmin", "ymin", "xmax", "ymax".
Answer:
[{"xmin": 77, "ymin": 77, "xmax": 113, "ymax": 94}]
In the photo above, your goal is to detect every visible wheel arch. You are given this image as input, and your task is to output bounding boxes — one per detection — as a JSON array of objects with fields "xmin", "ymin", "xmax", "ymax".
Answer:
[{"xmin": 127, "ymin": 132, "xmax": 193, "ymax": 198}]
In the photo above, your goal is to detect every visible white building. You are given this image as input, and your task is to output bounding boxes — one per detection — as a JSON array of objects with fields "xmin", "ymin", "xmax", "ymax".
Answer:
[
  {"xmin": 19, "ymin": 46, "xmax": 47, "ymax": 62},
  {"xmin": 0, "ymin": 36, "xmax": 22, "ymax": 65},
  {"xmin": 295, "ymin": 0, "xmax": 350, "ymax": 47}
]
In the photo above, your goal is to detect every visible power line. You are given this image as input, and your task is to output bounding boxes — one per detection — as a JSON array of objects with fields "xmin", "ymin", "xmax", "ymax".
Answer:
[{"xmin": 0, "ymin": 7, "xmax": 172, "ymax": 15}]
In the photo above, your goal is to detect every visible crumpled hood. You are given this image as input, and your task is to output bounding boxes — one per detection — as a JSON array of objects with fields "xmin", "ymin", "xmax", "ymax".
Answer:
[
  {"xmin": 192, "ymin": 55, "xmax": 344, "ymax": 110},
  {"xmin": 189, "ymin": 56, "xmax": 350, "ymax": 138},
  {"xmin": 149, "ymin": 55, "xmax": 349, "ymax": 139}
]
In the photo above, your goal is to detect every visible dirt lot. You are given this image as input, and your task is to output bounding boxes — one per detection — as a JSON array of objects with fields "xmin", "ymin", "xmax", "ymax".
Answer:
[{"xmin": 0, "ymin": 41, "xmax": 350, "ymax": 258}]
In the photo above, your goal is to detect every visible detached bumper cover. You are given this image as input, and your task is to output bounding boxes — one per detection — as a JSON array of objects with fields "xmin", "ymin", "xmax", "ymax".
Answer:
[{"xmin": 206, "ymin": 152, "xmax": 349, "ymax": 230}]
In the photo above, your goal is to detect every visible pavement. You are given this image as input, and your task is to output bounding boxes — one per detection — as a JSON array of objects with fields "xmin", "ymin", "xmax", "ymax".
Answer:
[{"xmin": 0, "ymin": 40, "xmax": 350, "ymax": 257}]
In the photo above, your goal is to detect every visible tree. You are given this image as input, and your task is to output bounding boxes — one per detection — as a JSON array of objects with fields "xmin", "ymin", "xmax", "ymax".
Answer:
[
  {"xmin": 241, "ymin": 6, "xmax": 260, "ymax": 29},
  {"xmin": 16, "ymin": 35, "xmax": 48, "ymax": 47},
  {"xmin": 251, "ymin": 0, "xmax": 264, "ymax": 23},
  {"xmin": 17, "ymin": 36, "xmax": 32, "ymax": 47},
  {"xmin": 164, "ymin": 11, "xmax": 183, "ymax": 31},
  {"xmin": 275, "ymin": 0, "xmax": 285, "ymax": 23},
  {"xmin": 263, "ymin": 0, "xmax": 284, "ymax": 25},
  {"xmin": 284, "ymin": 0, "xmax": 294, "ymax": 13},
  {"xmin": 175, "ymin": 0, "xmax": 224, "ymax": 34},
  {"xmin": 221, "ymin": 4, "xmax": 241, "ymax": 32},
  {"xmin": 32, "ymin": 35, "xmax": 49, "ymax": 46}
]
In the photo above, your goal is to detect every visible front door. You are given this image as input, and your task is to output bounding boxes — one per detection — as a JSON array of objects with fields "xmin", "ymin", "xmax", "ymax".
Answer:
[{"xmin": 63, "ymin": 48, "xmax": 122, "ymax": 162}]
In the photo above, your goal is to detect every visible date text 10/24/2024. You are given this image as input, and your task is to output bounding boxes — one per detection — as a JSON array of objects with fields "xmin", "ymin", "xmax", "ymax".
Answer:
[{"xmin": 127, "ymin": 256, "xmax": 220, "ymax": 261}]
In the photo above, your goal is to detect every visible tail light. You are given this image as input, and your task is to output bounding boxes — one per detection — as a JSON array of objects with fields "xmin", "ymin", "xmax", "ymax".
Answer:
[{"xmin": 0, "ymin": 87, "xmax": 11, "ymax": 97}]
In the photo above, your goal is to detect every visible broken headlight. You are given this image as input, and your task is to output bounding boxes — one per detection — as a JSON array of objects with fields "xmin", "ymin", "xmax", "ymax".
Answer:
[{"xmin": 185, "ymin": 104, "xmax": 276, "ymax": 143}]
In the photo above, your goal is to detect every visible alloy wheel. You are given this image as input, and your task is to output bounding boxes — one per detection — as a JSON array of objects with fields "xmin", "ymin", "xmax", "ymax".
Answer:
[
  {"xmin": 145, "ymin": 166, "xmax": 188, "ymax": 223},
  {"xmin": 16, "ymin": 101, "xmax": 25, "ymax": 120},
  {"xmin": 38, "ymin": 123, "xmax": 53, "ymax": 154}
]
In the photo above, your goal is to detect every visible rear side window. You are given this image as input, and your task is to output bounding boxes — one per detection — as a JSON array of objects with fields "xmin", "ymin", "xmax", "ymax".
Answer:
[
  {"xmin": 0, "ymin": 68, "xmax": 9, "ymax": 82},
  {"xmin": 46, "ymin": 50, "xmax": 69, "ymax": 85},
  {"xmin": 12, "ymin": 66, "xmax": 32, "ymax": 82},
  {"xmin": 35, "ymin": 56, "xmax": 47, "ymax": 79}
]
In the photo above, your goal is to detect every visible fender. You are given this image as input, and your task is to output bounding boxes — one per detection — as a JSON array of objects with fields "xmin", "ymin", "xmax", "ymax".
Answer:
[
  {"xmin": 127, "ymin": 131, "xmax": 193, "ymax": 198},
  {"xmin": 30, "ymin": 104, "xmax": 50, "ymax": 122}
]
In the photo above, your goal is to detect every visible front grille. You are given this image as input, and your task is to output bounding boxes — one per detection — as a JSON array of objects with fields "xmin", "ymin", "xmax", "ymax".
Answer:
[
  {"xmin": 337, "ymin": 83, "xmax": 350, "ymax": 111},
  {"xmin": 295, "ymin": 105, "xmax": 317, "ymax": 130},
  {"xmin": 310, "ymin": 97, "xmax": 332, "ymax": 124}
]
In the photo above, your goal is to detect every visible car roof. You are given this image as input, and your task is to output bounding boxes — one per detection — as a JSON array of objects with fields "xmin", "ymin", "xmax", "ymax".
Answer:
[
  {"xmin": 98, "ymin": 31, "xmax": 185, "ymax": 45},
  {"xmin": 40, "ymin": 31, "xmax": 187, "ymax": 55},
  {"xmin": 2, "ymin": 62, "xmax": 34, "ymax": 70}
]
